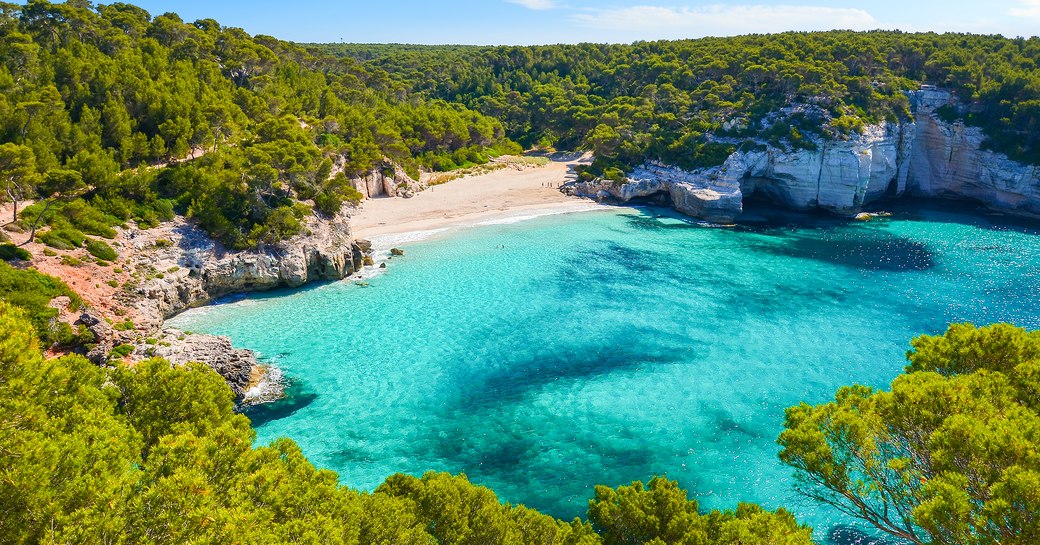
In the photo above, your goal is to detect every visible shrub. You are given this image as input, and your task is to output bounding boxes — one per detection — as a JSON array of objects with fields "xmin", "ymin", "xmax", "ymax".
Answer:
[
  {"xmin": 936, "ymin": 104, "xmax": 959, "ymax": 123},
  {"xmin": 109, "ymin": 343, "xmax": 134, "ymax": 360},
  {"xmin": 0, "ymin": 244, "xmax": 31, "ymax": 262},
  {"xmin": 0, "ymin": 261, "xmax": 83, "ymax": 346},
  {"xmin": 313, "ymin": 192, "xmax": 343, "ymax": 216},
  {"xmin": 113, "ymin": 319, "xmax": 134, "ymax": 331},
  {"xmin": 603, "ymin": 167, "xmax": 628, "ymax": 184},
  {"xmin": 39, "ymin": 228, "xmax": 86, "ymax": 250},
  {"xmin": 85, "ymin": 240, "xmax": 118, "ymax": 262},
  {"xmin": 61, "ymin": 199, "xmax": 119, "ymax": 239}
]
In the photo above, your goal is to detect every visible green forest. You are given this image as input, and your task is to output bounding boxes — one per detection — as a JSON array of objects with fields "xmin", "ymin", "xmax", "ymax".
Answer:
[
  {"xmin": 1, "ymin": 2, "xmax": 1039, "ymax": 544},
  {"xmin": 321, "ymin": 32, "xmax": 1040, "ymax": 177},
  {"xmin": 3, "ymin": 289, "xmax": 1039, "ymax": 544},
  {"xmin": 3, "ymin": 1, "xmax": 1039, "ymax": 252},
  {"xmin": 0, "ymin": 0, "xmax": 518, "ymax": 250}
]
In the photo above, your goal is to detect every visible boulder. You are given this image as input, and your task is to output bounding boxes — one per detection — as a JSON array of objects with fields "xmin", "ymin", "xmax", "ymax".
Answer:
[
  {"xmin": 76, "ymin": 311, "xmax": 115, "ymax": 364},
  {"xmin": 139, "ymin": 329, "xmax": 256, "ymax": 396}
]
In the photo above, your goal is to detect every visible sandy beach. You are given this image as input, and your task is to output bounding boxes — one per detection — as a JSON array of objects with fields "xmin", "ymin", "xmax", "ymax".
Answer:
[
  {"xmin": 349, "ymin": 156, "xmax": 600, "ymax": 242},
  {"xmin": 0, "ymin": 155, "xmax": 602, "ymax": 321}
]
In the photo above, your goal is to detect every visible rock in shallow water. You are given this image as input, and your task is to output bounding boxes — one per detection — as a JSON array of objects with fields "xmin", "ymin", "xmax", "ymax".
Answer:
[
  {"xmin": 105, "ymin": 209, "xmax": 367, "ymax": 393},
  {"xmin": 137, "ymin": 329, "xmax": 256, "ymax": 396}
]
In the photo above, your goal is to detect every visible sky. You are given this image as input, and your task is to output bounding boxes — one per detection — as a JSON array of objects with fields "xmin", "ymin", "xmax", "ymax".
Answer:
[{"xmin": 72, "ymin": 1, "xmax": 1040, "ymax": 44}]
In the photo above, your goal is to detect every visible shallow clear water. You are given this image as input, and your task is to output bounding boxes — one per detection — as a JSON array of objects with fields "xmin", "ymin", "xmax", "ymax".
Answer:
[{"xmin": 170, "ymin": 202, "xmax": 1040, "ymax": 544}]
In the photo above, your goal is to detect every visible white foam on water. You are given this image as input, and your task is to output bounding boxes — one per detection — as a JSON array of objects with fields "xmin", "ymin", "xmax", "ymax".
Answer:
[
  {"xmin": 241, "ymin": 363, "xmax": 286, "ymax": 406},
  {"xmin": 367, "ymin": 228, "xmax": 450, "ymax": 251},
  {"xmin": 475, "ymin": 203, "xmax": 606, "ymax": 226}
]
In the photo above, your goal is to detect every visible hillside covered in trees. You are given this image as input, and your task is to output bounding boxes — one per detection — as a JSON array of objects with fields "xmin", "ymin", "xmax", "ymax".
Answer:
[
  {"xmin": 1, "ymin": 3, "xmax": 1039, "ymax": 544},
  {"xmin": 3, "ymin": 286, "xmax": 1039, "ymax": 544},
  {"xmin": 0, "ymin": 301, "xmax": 815, "ymax": 545},
  {"xmin": 321, "ymin": 32, "xmax": 1040, "ymax": 178},
  {"xmin": 0, "ymin": 0, "xmax": 518, "ymax": 250}
]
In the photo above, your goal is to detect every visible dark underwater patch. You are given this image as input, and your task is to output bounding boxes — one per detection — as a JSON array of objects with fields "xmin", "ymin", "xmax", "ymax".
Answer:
[
  {"xmin": 555, "ymin": 240, "xmax": 682, "ymax": 294},
  {"xmin": 582, "ymin": 241, "xmax": 663, "ymax": 273},
  {"xmin": 622, "ymin": 210, "xmax": 704, "ymax": 231},
  {"xmin": 416, "ymin": 417, "xmax": 660, "ymax": 519},
  {"xmin": 327, "ymin": 445, "xmax": 377, "ymax": 466},
  {"xmin": 825, "ymin": 525, "xmax": 904, "ymax": 545},
  {"xmin": 704, "ymin": 406, "xmax": 764, "ymax": 442},
  {"xmin": 455, "ymin": 342, "xmax": 688, "ymax": 411},
  {"xmin": 722, "ymin": 280, "xmax": 851, "ymax": 321},
  {"xmin": 749, "ymin": 229, "xmax": 935, "ymax": 272},
  {"xmin": 787, "ymin": 235, "xmax": 933, "ymax": 271},
  {"xmin": 876, "ymin": 198, "xmax": 1040, "ymax": 236}
]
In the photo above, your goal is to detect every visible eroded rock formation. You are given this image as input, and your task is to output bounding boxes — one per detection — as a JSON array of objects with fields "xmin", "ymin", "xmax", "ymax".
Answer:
[
  {"xmin": 348, "ymin": 161, "xmax": 426, "ymax": 198},
  {"xmin": 109, "ymin": 209, "xmax": 367, "ymax": 396},
  {"xmin": 567, "ymin": 90, "xmax": 1040, "ymax": 221}
]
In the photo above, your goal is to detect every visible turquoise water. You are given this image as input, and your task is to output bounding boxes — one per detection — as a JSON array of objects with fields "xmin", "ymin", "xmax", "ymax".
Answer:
[{"xmin": 169, "ymin": 202, "xmax": 1040, "ymax": 544}]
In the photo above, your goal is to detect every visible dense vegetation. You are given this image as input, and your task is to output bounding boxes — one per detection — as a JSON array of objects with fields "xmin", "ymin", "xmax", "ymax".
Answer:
[
  {"xmin": 2, "ymin": 4, "xmax": 1038, "ymax": 543},
  {"xmin": 3, "ymin": 298, "xmax": 1038, "ymax": 544},
  {"xmin": 322, "ymin": 32, "xmax": 1040, "ymax": 177},
  {"xmin": 0, "ymin": 259, "xmax": 86, "ymax": 346},
  {"xmin": 0, "ymin": 0, "xmax": 518, "ymax": 249},
  {"xmin": 4, "ymin": 3, "xmax": 1038, "ymax": 249},
  {"xmin": 0, "ymin": 301, "xmax": 812, "ymax": 545},
  {"xmin": 780, "ymin": 323, "xmax": 1040, "ymax": 545}
]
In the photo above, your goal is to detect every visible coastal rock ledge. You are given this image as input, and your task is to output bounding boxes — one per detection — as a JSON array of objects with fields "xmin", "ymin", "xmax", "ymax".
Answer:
[
  {"xmin": 565, "ymin": 90, "xmax": 1040, "ymax": 222},
  {"xmin": 115, "ymin": 210, "xmax": 366, "ymax": 396}
]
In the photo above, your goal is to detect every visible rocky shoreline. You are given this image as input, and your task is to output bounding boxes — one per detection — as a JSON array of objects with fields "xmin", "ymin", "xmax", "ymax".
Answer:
[
  {"xmin": 565, "ymin": 89, "xmax": 1040, "ymax": 222},
  {"xmin": 20, "ymin": 89, "xmax": 1039, "ymax": 404},
  {"xmin": 119, "ymin": 210, "xmax": 370, "ymax": 398},
  {"xmin": 9, "ymin": 155, "xmax": 562, "ymax": 404},
  {"xmin": 28, "ymin": 206, "xmax": 371, "ymax": 400}
]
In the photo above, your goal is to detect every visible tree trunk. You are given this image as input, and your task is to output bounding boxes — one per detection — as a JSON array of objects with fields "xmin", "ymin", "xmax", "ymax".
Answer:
[
  {"xmin": 23, "ymin": 199, "xmax": 53, "ymax": 245},
  {"xmin": 5, "ymin": 186, "xmax": 17, "ymax": 222}
]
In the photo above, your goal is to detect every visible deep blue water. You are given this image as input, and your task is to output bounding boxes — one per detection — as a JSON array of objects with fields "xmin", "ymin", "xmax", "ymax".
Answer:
[{"xmin": 169, "ymin": 202, "xmax": 1040, "ymax": 544}]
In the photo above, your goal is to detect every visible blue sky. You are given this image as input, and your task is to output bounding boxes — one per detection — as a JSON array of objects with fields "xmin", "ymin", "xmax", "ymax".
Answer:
[{"xmin": 82, "ymin": 1, "xmax": 1040, "ymax": 44}]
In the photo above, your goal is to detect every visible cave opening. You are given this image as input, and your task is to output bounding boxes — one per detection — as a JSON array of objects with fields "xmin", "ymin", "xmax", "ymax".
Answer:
[
  {"xmin": 885, "ymin": 176, "xmax": 900, "ymax": 197},
  {"xmin": 624, "ymin": 190, "xmax": 673, "ymax": 207}
]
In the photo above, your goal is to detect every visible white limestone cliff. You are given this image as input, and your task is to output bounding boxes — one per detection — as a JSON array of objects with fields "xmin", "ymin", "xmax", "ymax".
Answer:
[
  {"xmin": 567, "ymin": 90, "xmax": 1039, "ymax": 221},
  {"xmin": 905, "ymin": 105, "xmax": 1040, "ymax": 215},
  {"xmin": 348, "ymin": 161, "xmax": 426, "ymax": 199},
  {"xmin": 121, "ymin": 209, "xmax": 365, "ymax": 328}
]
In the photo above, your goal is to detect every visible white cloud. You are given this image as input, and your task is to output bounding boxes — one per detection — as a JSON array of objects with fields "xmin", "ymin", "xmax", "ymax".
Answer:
[
  {"xmin": 505, "ymin": 0, "xmax": 558, "ymax": 10},
  {"xmin": 1009, "ymin": 0, "xmax": 1040, "ymax": 20},
  {"xmin": 572, "ymin": 4, "xmax": 881, "ymax": 39}
]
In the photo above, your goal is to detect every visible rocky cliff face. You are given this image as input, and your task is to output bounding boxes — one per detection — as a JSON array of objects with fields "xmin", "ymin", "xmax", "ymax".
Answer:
[
  {"xmin": 121, "ymin": 210, "xmax": 365, "ymax": 328},
  {"xmin": 565, "ymin": 163, "xmax": 745, "ymax": 223},
  {"xmin": 107, "ymin": 210, "xmax": 368, "ymax": 396},
  {"xmin": 567, "ymin": 90, "xmax": 1040, "ymax": 221},
  {"xmin": 905, "ymin": 98, "xmax": 1040, "ymax": 214},
  {"xmin": 349, "ymin": 161, "xmax": 426, "ymax": 199}
]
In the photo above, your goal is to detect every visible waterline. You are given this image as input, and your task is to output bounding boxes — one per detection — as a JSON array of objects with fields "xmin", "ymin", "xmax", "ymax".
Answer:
[{"xmin": 169, "ymin": 202, "xmax": 1040, "ymax": 543}]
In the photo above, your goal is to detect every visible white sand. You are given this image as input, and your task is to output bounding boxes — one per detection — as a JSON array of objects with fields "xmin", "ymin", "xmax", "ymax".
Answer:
[{"xmin": 349, "ymin": 157, "xmax": 603, "ymax": 241}]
